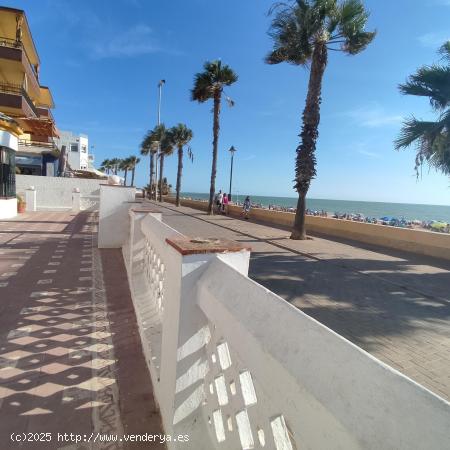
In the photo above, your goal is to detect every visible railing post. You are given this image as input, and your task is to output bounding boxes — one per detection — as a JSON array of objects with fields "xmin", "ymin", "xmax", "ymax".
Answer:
[
  {"xmin": 25, "ymin": 186, "xmax": 36, "ymax": 212},
  {"xmin": 160, "ymin": 237, "xmax": 251, "ymax": 446},
  {"xmin": 71, "ymin": 187, "xmax": 81, "ymax": 212}
]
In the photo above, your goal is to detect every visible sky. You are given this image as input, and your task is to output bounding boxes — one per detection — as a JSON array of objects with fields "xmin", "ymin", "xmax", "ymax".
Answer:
[{"xmin": 4, "ymin": 0, "xmax": 450, "ymax": 205}]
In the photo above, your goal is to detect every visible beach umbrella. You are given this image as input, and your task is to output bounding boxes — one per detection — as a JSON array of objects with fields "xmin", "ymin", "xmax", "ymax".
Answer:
[{"xmin": 431, "ymin": 222, "xmax": 447, "ymax": 231}]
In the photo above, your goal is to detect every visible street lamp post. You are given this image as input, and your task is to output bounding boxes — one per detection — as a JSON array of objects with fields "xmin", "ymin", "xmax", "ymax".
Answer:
[
  {"xmin": 228, "ymin": 146, "xmax": 236, "ymax": 202},
  {"xmin": 154, "ymin": 79, "xmax": 165, "ymax": 200}
]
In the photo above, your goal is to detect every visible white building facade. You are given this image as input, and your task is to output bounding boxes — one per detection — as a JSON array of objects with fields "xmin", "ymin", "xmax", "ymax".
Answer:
[{"xmin": 56, "ymin": 130, "xmax": 90, "ymax": 170}]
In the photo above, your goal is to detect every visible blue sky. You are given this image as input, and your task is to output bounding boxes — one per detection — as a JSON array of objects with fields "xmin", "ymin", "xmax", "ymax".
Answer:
[{"xmin": 5, "ymin": 0, "xmax": 450, "ymax": 205}]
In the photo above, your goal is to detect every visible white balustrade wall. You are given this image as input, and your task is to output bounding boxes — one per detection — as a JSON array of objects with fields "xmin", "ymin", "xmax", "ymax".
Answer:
[
  {"xmin": 123, "ymin": 209, "xmax": 450, "ymax": 450},
  {"xmin": 16, "ymin": 174, "xmax": 101, "ymax": 211}
]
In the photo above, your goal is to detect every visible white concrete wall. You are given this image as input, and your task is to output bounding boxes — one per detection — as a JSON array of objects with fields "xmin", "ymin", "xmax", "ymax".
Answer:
[
  {"xmin": 123, "ymin": 210, "xmax": 450, "ymax": 450},
  {"xmin": 79, "ymin": 135, "xmax": 89, "ymax": 170},
  {"xmin": 98, "ymin": 185, "xmax": 136, "ymax": 248},
  {"xmin": 16, "ymin": 174, "xmax": 102, "ymax": 211},
  {"xmin": 0, "ymin": 129, "xmax": 18, "ymax": 151},
  {"xmin": 0, "ymin": 129, "xmax": 18, "ymax": 219},
  {"xmin": 0, "ymin": 198, "xmax": 17, "ymax": 219}
]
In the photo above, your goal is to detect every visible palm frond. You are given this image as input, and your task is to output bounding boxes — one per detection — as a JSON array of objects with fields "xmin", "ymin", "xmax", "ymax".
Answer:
[
  {"xmin": 439, "ymin": 40, "xmax": 450, "ymax": 62},
  {"xmin": 191, "ymin": 60, "xmax": 237, "ymax": 102},
  {"xmin": 399, "ymin": 65, "xmax": 450, "ymax": 110},
  {"xmin": 337, "ymin": 0, "xmax": 376, "ymax": 54}
]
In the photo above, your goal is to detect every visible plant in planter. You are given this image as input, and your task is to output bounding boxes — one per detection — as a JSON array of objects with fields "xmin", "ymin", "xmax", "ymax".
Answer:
[{"xmin": 17, "ymin": 194, "xmax": 26, "ymax": 213}]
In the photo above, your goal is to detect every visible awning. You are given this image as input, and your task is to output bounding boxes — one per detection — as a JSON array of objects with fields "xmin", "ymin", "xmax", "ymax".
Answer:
[{"xmin": 17, "ymin": 117, "xmax": 59, "ymax": 137}]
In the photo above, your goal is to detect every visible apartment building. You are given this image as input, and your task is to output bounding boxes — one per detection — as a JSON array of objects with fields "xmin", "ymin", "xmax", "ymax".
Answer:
[
  {"xmin": 0, "ymin": 6, "xmax": 58, "ymax": 177},
  {"xmin": 56, "ymin": 130, "xmax": 90, "ymax": 171}
]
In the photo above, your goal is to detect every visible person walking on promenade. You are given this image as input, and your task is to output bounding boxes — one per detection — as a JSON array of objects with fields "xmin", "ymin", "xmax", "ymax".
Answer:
[
  {"xmin": 222, "ymin": 193, "xmax": 229, "ymax": 215},
  {"xmin": 242, "ymin": 196, "xmax": 251, "ymax": 220},
  {"xmin": 214, "ymin": 190, "xmax": 223, "ymax": 214}
]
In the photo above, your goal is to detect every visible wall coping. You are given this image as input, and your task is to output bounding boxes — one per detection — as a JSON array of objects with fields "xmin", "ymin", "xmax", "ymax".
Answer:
[{"xmin": 166, "ymin": 237, "xmax": 251, "ymax": 256}]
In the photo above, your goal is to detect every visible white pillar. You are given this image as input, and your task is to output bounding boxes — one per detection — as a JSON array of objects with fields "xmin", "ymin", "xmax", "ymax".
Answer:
[
  {"xmin": 25, "ymin": 187, "xmax": 36, "ymax": 212},
  {"xmin": 98, "ymin": 184, "xmax": 137, "ymax": 248},
  {"xmin": 72, "ymin": 188, "xmax": 81, "ymax": 212},
  {"xmin": 160, "ymin": 236, "xmax": 251, "ymax": 443}
]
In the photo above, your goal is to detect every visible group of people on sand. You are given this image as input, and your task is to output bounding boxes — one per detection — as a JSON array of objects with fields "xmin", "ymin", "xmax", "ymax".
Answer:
[{"xmin": 214, "ymin": 190, "xmax": 251, "ymax": 220}]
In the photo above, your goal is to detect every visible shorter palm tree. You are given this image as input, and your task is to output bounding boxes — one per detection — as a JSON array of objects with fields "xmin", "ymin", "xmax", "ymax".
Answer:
[
  {"xmin": 169, "ymin": 124, "xmax": 194, "ymax": 206},
  {"xmin": 109, "ymin": 158, "xmax": 121, "ymax": 175},
  {"xmin": 141, "ymin": 126, "xmax": 164, "ymax": 198},
  {"xmin": 100, "ymin": 159, "xmax": 110, "ymax": 174},
  {"xmin": 119, "ymin": 158, "xmax": 130, "ymax": 185},
  {"xmin": 158, "ymin": 130, "xmax": 174, "ymax": 202},
  {"xmin": 128, "ymin": 155, "xmax": 140, "ymax": 186}
]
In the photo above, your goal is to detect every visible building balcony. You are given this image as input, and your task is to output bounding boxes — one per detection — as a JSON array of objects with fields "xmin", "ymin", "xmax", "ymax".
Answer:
[
  {"xmin": 0, "ymin": 37, "xmax": 40, "ymax": 95},
  {"xmin": 0, "ymin": 81, "xmax": 39, "ymax": 118},
  {"xmin": 18, "ymin": 138, "xmax": 57, "ymax": 153},
  {"xmin": 36, "ymin": 106, "xmax": 54, "ymax": 122}
]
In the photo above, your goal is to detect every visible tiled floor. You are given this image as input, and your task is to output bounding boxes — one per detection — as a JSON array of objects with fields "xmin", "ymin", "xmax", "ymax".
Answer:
[{"xmin": 0, "ymin": 212, "xmax": 164, "ymax": 449}]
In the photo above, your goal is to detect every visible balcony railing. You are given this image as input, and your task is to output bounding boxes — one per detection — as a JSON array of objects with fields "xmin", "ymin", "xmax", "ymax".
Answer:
[
  {"xmin": 18, "ymin": 139, "xmax": 57, "ymax": 150},
  {"xmin": 0, "ymin": 81, "xmax": 39, "ymax": 118},
  {"xmin": 0, "ymin": 36, "xmax": 39, "ymax": 79}
]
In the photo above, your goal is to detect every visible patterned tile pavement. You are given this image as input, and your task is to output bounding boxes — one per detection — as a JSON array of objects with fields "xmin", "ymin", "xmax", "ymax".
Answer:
[{"xmin": 0, "ymin": 212, "xmax": 164, "ymax": 449}]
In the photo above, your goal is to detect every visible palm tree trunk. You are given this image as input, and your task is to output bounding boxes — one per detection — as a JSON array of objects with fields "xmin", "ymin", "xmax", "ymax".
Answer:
[
  {"xmin": 158, "ymin": 154, "xmax": 165, "ymax": 202},
  {"xmin": 208, "ymin": 89, "xmax": 222, "ymax": 214},
  {"xmin": 150, "ymin": 153, "xmax": 155, "ymax": 199},
  {"xmin": 291, "ymin": 42, "xmax": 328, "ymax": 240},
  {"xmin": 176, "ymin": 145, "xmax": 183, "ymax": 207},
  {"xmin": 131, "ymin": 167, "xmax": 135, "ymax": 187},
  {"xmin": 124, "ymin": 168, "xmax": 128, "ymax": 186}
]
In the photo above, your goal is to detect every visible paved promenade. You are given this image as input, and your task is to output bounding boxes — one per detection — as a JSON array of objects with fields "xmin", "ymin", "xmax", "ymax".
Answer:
[
  {"xmin": 0, "ymin": 212, "xmax": 163, "ymax": 449},
  {"xmin": 148, "ymin": 201, "xmax": 450, "ymax": 402}
]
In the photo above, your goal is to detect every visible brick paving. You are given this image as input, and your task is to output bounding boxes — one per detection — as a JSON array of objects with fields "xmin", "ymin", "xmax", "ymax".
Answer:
[
  {"xmin": 149, "ymin": 201, "xmax": 450, "ymax": 402},
  {"xmin": 0, "ymin": 212, "xmax": 164, "ymax": 449}
]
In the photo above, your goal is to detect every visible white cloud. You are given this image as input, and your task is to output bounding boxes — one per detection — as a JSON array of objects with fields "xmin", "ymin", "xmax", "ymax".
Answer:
[
  {"xmin": 357, "ymin": 149, "xmax": 381, "ymax": 159},
  {"xmin": 418, "ymin": 31, "xmax": 450, "ymax": 48},
  {"xmin": 344, "ymin": 104, "xmax": 403, "ymax": 128},
  {"xmin": 91, "ymin": 25, "xmax": 160, "ymax": 59}
]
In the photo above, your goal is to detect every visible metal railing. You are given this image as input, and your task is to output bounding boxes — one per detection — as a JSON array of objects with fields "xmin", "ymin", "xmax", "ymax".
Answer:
[
  {"xmin": 0, "ymin": 81, "xmax": 39, "ymax": 118},
  {"xmin": 0, "ymin": 147, "xmax": 16, "ymax": 198},
  {"xmin": 0, "ymin": 36, "xmax": 39, "ymax": 79},
  {"xmin": 18, "ymin": 139, "xmax": 57, "ymax": 149}
]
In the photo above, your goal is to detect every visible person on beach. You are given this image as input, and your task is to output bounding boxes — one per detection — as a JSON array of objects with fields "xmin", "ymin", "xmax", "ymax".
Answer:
[
  {"xmin": 242, "ymin": 196, "xmax": 251, "ymax": 220},
  {"xmin": 222, "ymin": 193, "xmax": 229, "ymax": 215}
]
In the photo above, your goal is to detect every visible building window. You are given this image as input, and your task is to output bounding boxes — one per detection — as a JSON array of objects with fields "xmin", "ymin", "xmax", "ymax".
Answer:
[
  {"xmin": 81, "ymin": 145, "xmax": 87, "ymax": 153},
  {"xmin": 0, "ymin": 147, "xmax": 16, "ymax": 198},
  {"xmin": 70, "ymin": 143, "xmax": 78, "ymax": 152}
]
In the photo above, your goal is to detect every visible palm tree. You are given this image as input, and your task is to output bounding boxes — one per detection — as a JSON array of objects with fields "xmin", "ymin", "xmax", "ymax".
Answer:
[
  {"xmin": 158, "ymin": 129, "xmax": 174, "ymax": 202},
  {"xmin": 191, "ymin": 60, "xmax": 238, "ymax": 214},
  {"xmin": 395, "ymin": 41, "xmax": 450, "ymax": 177},
  {"xmin": 100, "ymin": 159, "xmax": 111, "ymax": 174},
  {"xmin": 266, "ymin": 0, "xmax": 376, "ymax": 239},
  {"xmin": 109, "ymin": 157, "xmax": 121, "ymax": 175},
  {"xmin": 119, "ymin": 158, "xmax": 130, "ymax": 185},
  {"xmin": 169, "ymin": 124, "xmax": 194, "ymax": 206},
  {"xmin": 141, "ymin": 125, "xmax": 164, "ymax": 199},
  {"xmin": 128, "ymin": 155, "xmax": 141, "ymax": 186}
]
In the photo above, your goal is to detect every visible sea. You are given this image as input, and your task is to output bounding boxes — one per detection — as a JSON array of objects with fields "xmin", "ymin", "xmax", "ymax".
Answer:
[{"xmin": 181, "ymin": 192, "xmax": 450, "ymax": 223}]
